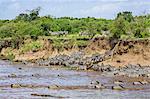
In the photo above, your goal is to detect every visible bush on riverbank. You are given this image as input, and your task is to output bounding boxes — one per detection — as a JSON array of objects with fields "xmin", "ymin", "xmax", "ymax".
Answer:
[
  {"xmin": 19, "ymin": 40, "xmax": 43, "ymax": 54},
  {"xmin": 2, "ymin": 48, "xmax": 15, "ymax": 60}
]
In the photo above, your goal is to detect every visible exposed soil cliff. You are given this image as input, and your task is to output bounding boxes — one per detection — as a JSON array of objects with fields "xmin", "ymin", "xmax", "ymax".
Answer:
[{"xmin": 0, "ymin": 37, "xmax": 150, "ymax": 67}]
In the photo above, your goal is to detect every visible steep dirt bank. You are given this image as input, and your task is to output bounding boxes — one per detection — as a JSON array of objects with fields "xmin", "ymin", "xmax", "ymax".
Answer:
[
  {"xmin": 101, "ymin": 39, "xmax": 150, "ymax": 67},
  {"xmin": 0, "ymin": 37, "xmax": 150, "ymax": 67}
]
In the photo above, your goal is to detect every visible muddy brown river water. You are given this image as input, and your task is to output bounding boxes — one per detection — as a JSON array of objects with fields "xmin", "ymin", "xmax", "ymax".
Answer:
[{"xmin": 0, "ymin": 60, "xmax": 150, "ymax": 99}]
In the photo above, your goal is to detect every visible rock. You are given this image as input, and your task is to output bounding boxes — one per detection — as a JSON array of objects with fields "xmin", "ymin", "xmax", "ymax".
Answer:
[
  {"xmin": 8, "ymin": 74, "xmax": 17, "ymax": 78},
  {"xmin": 31, "ymin": 93, "xmax": 66, "ymax": 98},
  {"xmin": 48, "ymin": 85, "xmax": 59, "ymax": 89},
  {"xmin": 27, "ymin": 85, "xmax": 34, "ymax": 88},
  {"xmin": 11, "ymin": 84, "xmax": 21, "ymax": 88},
  {"xmin": 21, "ymin": 84, "xmax": 34, "ymax": 88},
  {"xmin": 133, "ymin": 82, "xmax": 141, "ymax": 85},
  {"xmin": 112, "ymin": 85, "xmax": 124, "ymax": 90},
  {"xmin": 114, "ymin": 81, "xmax": 123, "ymax": 85},
  {"xmin": 31, "ymin": 93, "xmax": 53, "ymax": 97}
]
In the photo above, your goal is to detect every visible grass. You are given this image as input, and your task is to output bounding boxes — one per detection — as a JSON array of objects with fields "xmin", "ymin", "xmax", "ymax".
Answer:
[
  {"xmin": 19, "ymin": 40, "xmax": 43, "ymax": 53},
  {"xmin": 51, "ymin": 38, "xmax": 89, "ymax": 50},
  {"xmin": 4, "ymin": 48, "xmax": 15, "ymax": 60},
  {"xmin": 1, "ymin": 34, "xmax": 91, "ymax": 56},
  {"xmin": 39, "ymin": 33, "xmax": 91, "ymax": 40},
  {"xmin": 39, "ymin": 34, "xmax": 91, "ymax": 50}
]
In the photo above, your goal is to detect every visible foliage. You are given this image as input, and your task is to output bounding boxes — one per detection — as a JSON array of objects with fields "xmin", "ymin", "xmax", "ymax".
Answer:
[
  {"xmin": 0, "ymin": 9, "xmax": 149, "ymax": 42},
  {"xmin": 4, "ymin": 48, "xmax": 15, "ymax": 60},
  {"xmin": 16, "ymin": 7, "xmax": 41, "ymax": 21},
  {"xmin": 19, "ymin": 40, "xmax": 43, "ymax": 53},
  {"xmin": 110, "ymin": 16, "xmax": 127, "ymax": 38},
  {"xmin": 117, "ymin": 11, "xmax": 134, "ymax": 22}
]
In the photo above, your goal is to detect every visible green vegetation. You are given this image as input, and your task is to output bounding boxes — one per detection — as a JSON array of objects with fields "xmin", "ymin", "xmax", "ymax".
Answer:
[
  {"xmin": 0, "ymin": 8, "xmax": 149, "ymax": 51},
  {"xmin": 4, "ymin": 48, "xmax": 15, "ymax": 60},
  {"xmin": 19, "ymin": 40, "xmax": 43, "ymax": 53}
]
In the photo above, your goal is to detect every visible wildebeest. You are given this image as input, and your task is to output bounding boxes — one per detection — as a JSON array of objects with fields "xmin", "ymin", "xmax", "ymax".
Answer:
[{"xmin": 49, "ymin": 31, "xmax": 68, "ymax": 36}]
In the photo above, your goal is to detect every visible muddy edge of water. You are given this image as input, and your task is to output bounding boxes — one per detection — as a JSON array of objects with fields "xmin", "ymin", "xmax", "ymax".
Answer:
[
  {"xmin": 0, "ymin": 60, "xmax": 150, "ymax": 98},
  {"xmin": 1, "ymin": 60, "xmax": 150, "ymax": 91}
]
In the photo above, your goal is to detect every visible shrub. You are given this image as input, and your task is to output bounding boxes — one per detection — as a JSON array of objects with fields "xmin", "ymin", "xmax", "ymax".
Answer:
[
  {"xmin": 19, "ymin": 40, "xmax": 43, "ymax": 53},
  {"xmin": 4, "ymin": 48, "xmax": 15, "ymax": 60}
]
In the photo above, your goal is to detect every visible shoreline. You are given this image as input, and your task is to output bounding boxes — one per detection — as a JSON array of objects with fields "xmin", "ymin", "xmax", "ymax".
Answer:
[
  {"xmin": 0, "ymin": 59, "xmax": 150, "ymax": 92},
  {"xmin": 0, "ymin": 37, "xmax": 150, "ymax": 81}
]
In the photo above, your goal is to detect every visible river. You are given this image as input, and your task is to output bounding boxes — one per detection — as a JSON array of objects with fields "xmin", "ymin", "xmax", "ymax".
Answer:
[{"xmin": 0, "ymin": 60, "xmax": 150, "ymax": 99}]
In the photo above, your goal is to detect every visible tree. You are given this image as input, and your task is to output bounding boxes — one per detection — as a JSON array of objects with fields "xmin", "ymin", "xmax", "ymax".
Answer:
[
  {"xmin": 117, "ymin": 11, "xmax": 134, "ymax": 22},
  {"xmin": 110, "ymin": 16, "xmax": 127, "ymax": 39},
  {"xmin": 16, "ymin": 13, "xmax": 29, "ymax": 21},
  {"xmin": 131, "ymin": 17, "xmax": 150, "ymax": 38},
  {"xmin": 15, "ymin": 7, "xmax": 41, "ymax": 21},
  {"xmin": 28, "ymin": 7, "xmax": 41, "ymax": 21},
  {"xmin": 0, "ymin": 22, "xmax": 17, "ymax": 38}
]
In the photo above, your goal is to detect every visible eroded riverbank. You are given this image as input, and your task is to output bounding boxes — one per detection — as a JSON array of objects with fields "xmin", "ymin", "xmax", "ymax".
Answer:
[
  {"xmin": 0, "ymin": 60, "xmax": 150, "ymax": 99},
  {"xmin": 0, "ymin": 38, "xmax": 150, "ymax": 98}
]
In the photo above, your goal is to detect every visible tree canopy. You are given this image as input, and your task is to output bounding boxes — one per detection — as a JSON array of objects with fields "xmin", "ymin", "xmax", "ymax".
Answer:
[{"xmin": 0, "ymin": 8, "xmax": 149, "ymax": 40}]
